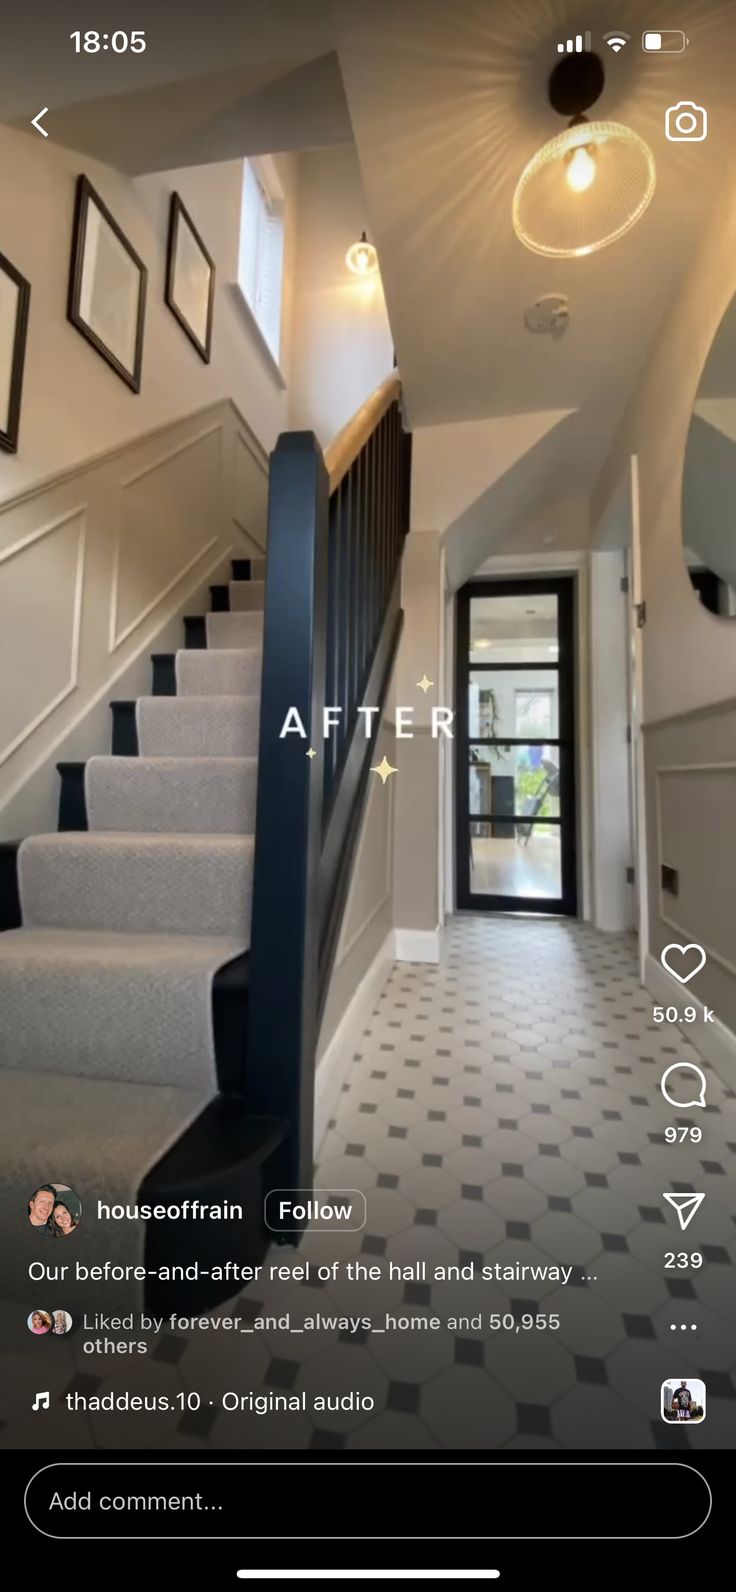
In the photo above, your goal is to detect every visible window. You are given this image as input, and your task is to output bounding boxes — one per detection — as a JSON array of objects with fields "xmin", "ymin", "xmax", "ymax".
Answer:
[
  {"xmin": 515, "ymin": 688, "xmax": 554, "ymax": 738},
  {"xmin": 237, "ymin": 158, "xmax": 285, "ymax": 362}
]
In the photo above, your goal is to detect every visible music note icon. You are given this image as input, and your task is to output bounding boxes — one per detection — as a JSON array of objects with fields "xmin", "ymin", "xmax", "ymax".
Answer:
[{"xmin": 32, "ymin": 1391, "xmax": 50, "ymax": 1411}]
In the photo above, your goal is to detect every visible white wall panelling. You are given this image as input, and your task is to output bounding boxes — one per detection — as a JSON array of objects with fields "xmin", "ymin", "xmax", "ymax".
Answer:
[
  {"xmin": 656, "ymin": 763, "xmax": 736, "ymax": 979},
  {"xmin": 0, "ymin": 399, "xmax": 267, "ymax": 836},
  {"xmin": 0, "ymin": 506, "xmax": 87, "ymax": 767}
]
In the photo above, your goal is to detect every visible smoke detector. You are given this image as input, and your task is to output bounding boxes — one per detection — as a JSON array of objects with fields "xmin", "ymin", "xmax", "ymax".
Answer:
[{"xmin": 524, "ymin": 293, "xmax": 570, "ymax": 337}]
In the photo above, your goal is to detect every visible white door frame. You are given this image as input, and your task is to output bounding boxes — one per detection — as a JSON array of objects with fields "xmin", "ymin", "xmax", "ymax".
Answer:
[
  {"xmin": 589, "ymin": 455, "xmax": 649, "ymax": 971},
  {"xmin": 628, "ymin": 454, "xmax": 649, "ymax": 979}
]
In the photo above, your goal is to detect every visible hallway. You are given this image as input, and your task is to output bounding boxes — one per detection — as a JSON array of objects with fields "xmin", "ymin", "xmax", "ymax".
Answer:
[{"xmin": 3, "ymin": 916, "xmax": 734, "ymax": 1452}]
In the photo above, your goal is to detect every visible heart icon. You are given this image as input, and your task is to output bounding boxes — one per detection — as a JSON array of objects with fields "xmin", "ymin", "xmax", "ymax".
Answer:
[{"xmin": 660, "ymin": 943, "xmax": 706, "ymax": 985}]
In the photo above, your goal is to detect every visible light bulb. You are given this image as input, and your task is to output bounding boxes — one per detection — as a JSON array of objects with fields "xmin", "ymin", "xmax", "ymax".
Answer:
[
  {"xmin": 566, "ymin": 143, "xmax": 596, "ymax": 194},
  {"xmin": 346, "ymin": 231, "xmax": 378, "ymax": 275}
]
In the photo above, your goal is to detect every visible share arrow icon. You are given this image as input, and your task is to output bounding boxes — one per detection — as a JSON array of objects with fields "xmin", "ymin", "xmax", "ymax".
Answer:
[{"xmin": 663, "ymin": 1192, "xmax": 705, "ymax": 1231}]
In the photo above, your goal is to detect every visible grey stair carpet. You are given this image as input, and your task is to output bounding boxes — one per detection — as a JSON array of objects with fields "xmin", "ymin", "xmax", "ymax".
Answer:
[
  {"xmin": 1, "ymin": 1066, "xmax": 209, "ymax": 1311},
  {"xmin": 175, "ymin": 647, "xmax": 261, "ymax": 696},
  {"xmin": 206, "ymin": 610, "xmax": 264, "ymax": 648},
  {"xmin": 0, "ymin": 928, "xmax": 242, "ymax": 1087},
  {"xmin": 229, "ymin": 579, "xmax": 265, "ymax": 610},
  {"xmin": 0, "ymin": 560, "xmax": 265, "ymax": 1256},
  {"xmin": 19, "ymin": 831, "xmax": 254, "ymax": 938},
  {"xmin": 86, "ymin": 755, "xmax": 258, "ymax": 834},
  {"xmin": 137, "ymin": 694, "xmax": 261, "ymax": 756}
]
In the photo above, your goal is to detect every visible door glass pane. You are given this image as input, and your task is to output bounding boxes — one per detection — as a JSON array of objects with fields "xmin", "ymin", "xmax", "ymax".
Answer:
[
  {"xmin": 469, "ymin": 745, "xmax": 561, "ymax": 818},
  {"xmin": 470, "ymin": 592, "xmax": 558, "ymax": 664},
  {"xmin": 468, "ymin": 671, "xmax": 559, "ymax": 740},
  {"xmin": 469, "ymin": 822, "xmax": 562, "ymax": 899}
]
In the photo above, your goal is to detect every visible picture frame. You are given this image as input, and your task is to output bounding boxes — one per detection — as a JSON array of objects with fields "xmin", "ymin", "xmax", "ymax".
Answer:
[
  {"xmin": 0, "ymin": 249, "xmax": 31, "ymax": 454},
  {"xmin": 67, "ymin": 175, "xmax": 147, "ymax": 392},
  {"xmin": 165, "ymin": 193, "xmax": 215, "ymax": 363}
]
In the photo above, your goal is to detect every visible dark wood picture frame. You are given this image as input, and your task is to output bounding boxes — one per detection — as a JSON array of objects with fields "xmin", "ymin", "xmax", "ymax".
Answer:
[
  {"xmin": 165, "ymin": 193, "xmax": 215, "ymax": 363},
  {"xmin": 0, "ymin": 250, "xmax": 31, "ymax": 454},
  {"xmin": 67, "ymin": 175, "xmax": 147, "ymax": 392}
]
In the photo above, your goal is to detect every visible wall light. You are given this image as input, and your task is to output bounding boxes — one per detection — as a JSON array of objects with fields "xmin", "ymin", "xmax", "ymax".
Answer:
[{"xmin": 346, "ymin": 230, "xmax": 379, "ymax": 275}]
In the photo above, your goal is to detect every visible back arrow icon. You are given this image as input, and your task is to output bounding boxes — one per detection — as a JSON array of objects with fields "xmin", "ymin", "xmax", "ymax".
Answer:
[{"xmin": 32, "ymin": 108, "xmax": 49, "ymax": 137}]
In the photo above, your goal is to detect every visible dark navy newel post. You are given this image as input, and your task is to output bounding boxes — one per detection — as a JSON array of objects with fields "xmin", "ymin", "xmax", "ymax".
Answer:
[
  {"xmin": 246, "ymin": 382, "xmax": 411, "ymax": 1242},
  {"xmin": 246, "ymin": 433, "xmax": 329, "ymax": 1216}
]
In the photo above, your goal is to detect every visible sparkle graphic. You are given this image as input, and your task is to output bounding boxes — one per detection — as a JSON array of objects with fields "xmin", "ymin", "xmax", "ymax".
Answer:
[
  {"xmin": 417, "ymin": 674, "xmax": 434, "ymax": 694},
  {"xmin": 370, "ymin": 755, "xmax": 398, "ymax": 785},
  {"xmin": 306, "ymin": 747, "xmax": 317, "ymax": 760}
]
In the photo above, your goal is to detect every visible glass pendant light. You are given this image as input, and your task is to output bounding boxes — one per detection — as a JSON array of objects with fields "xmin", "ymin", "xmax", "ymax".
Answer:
[
  {"xmin": 513, "ymin": 52, "xmax": 655, "ymax": 258},
  {"xmin": 346, "ymin": 230, "xmax": 379, "ymax": 275}
]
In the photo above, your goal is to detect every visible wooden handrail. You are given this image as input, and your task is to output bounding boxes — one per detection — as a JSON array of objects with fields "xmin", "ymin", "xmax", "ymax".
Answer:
[{"xmin": 324, "ymin": 372, "xmax": 401, "ymax": 495}]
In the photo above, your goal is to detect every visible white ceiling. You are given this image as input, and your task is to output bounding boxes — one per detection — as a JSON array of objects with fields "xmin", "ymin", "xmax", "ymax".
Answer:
[
  {"xmin": 5, "ymin": 0, "xmax": 736, "ymax": 547},
  {"xmin": 337, "ymin": 0, "xmax": 736, "ymax": 437}
]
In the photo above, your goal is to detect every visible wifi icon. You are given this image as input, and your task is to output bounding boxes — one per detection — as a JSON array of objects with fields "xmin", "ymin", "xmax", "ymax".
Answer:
[{"xmin": 603, "ymin": 30, "xmax": 631, "ymax": 52}]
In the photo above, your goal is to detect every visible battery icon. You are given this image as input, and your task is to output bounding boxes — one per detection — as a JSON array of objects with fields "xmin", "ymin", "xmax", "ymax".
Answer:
[{"xmin": 642, "ymin": 29, "xmax": 689, "ymax": 52}]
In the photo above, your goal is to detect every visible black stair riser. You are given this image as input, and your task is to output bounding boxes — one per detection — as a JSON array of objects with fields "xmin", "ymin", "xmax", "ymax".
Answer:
[
  {"xmin": 151, "ymin": 653, "xmax": 178, "ymax": 695},
  {"xmin": 212, "ymin": 952, "xmax": 250, "ymax": 1093},
  {"xmin": 184, "ymin": 615, "xmax": 207, "ymax": 648},
  {"xmin": 110, "ymin": 701, "xmax": 139, "ymax": 755},
  {"xmin": 139, "ymin": 1101, "xmax": 290, "ymax": 1312},
  {"xmin": 0, "ymin": 841, "xmax": 22, "ymax": 930},
  {"xmin": 209, "ymin": 583, "xmax": 230, "ymax": 611},
  {"xmin": 57, "ymin": 762, "xmax": 88, "ymax": 830},
  {"xmin": 231, "ymin": 558, "xmax": 251, "ymax": 581}
]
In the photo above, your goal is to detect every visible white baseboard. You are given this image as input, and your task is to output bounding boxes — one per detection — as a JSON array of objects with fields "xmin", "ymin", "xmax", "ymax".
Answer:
[
  {"xmin": 313, "ymin": 930, "xmax": 396, "ymax": 1155},
  {"xmin": 644, "ymin": 953, "xmax": 736, "ymax": 1091},
  {"xmin": 394, "ymin": 925, "xmax": 443, "ymax": 963}
]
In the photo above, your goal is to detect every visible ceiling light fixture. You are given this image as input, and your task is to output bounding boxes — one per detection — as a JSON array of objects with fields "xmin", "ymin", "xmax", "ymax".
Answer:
[
  {"xmin": 346, "ymin": 230, "xmax": 379, "ymax": 275},
  {"xmin": 513, "ymin": 50, "xmax": 655, "ymax": 257}
]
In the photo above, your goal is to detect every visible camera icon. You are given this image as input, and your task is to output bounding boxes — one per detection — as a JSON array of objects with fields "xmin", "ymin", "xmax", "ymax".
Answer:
[{"xmin": 665, "ymin": 101, "xmax": 708, "ymax": 142}]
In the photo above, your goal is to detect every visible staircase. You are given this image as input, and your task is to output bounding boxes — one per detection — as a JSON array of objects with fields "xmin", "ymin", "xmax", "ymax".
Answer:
[
  {"xmin": 0, "ymin": 374, "xmax": 411, "ymax": 1314},
  {"xmin": 0, "ymin": 556, "xmax": 288, "ymax": 1312}
]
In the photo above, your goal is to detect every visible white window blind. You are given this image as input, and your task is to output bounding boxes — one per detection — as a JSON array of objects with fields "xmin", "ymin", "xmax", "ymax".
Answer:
[{"xmin": 238, "ymin": 160, "xmax": 285, "ymax": 362}]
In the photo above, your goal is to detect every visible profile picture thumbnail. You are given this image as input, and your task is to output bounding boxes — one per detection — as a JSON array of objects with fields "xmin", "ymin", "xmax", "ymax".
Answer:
[
  {"xmin": 52, "ymin": 1310, "xmax": 73, "ymax": 1336},
  {"xmin": 661, "ymin": 1378, "xmax": 706, "ymax": 1424},
  {"xmin": 28, "ymin": 1310, "xmax": 53, "ymax": 1336},
  {"xmin": 27, "ymin": 1182, "xmax": 82, "ymax": 1238}
]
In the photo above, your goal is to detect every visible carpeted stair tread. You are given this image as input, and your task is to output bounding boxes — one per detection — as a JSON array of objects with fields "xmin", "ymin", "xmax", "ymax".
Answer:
[
  {"xmin": 86, "ymin": 756, "xmax": 258, "ymax": 834},
  {"xmin": 228, "ymin": 579, "xmax": 266, "ymax": 611},
  {"xmin": 175, "ymin": 647, "xmax": 262, "ymax": 697},
  {"xmin": 0, "ymin": 927, "xmax": 243, "ymax": 1088},
  {"xmin": 206, "ymin": 610, "xmax": 264, "ymax": 649},
  {"xmin": 19, "ymin": 831, "xmax": 254, "ymax": 938},
  {"xmin": 0, "ymin": 1064, "xmax": 210, "ymax": 1308},
  {"xmin": 136, "ymin": 694, "xmax": 261, "ymax": 757}
]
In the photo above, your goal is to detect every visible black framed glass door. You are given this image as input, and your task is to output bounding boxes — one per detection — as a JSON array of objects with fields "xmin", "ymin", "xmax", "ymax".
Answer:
[{"xmin": 455, "ymin": 577, "xmax": 577, "ymax": 915}]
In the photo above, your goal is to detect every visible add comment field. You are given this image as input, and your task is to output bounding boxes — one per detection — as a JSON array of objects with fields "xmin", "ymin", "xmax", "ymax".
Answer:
[{"xmin": 25, "ymin": 1462, "xmax": 711, "ymax": 1547}]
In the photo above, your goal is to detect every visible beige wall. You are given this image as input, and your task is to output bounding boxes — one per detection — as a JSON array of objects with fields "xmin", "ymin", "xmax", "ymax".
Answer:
[
  {"xmin": 319, "ymin": 719, "xmax": 396, "ymax": 1059},
  {"xmin": 288, "ymin": 144, "xmax": 394, "ymax": 447},
  {"xmin": 0, "ymin": 127, "xmax": 298, "ymax": 501},
  {"xmin": 0, "ymin": 400, "xmax": 267, "ymax": 836},
  {"xmin": 0, "ymin": 127, "xmax": 302, "ymax": 831},
  {"xmin": 593, "ymin": 159, "xmax": 736, "ymax": 1042},
  {"xmin": 593, "ymin": 163, "xmax": 736, "ymax": 727}
]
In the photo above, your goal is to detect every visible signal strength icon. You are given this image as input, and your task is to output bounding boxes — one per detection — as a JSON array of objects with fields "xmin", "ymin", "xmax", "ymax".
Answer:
[
  {"xmin": 557, "ymin": 31, "xmax": 592, "ymax": 54},
  {"xmin": 603, "ymin": 31, "xmax": 631, "ymax": 53}
]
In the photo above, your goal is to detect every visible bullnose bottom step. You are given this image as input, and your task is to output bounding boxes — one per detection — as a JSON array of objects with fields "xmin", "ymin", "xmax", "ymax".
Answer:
[{"xmin": 140, "ymin": 1099, "xmax": 289, "ymax": 1311}]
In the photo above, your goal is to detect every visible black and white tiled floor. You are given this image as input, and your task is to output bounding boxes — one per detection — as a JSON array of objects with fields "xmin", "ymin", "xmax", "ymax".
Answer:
[{"xmin": 3, "ymin": 916, "xmax": 735, "ymax": 1450}]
